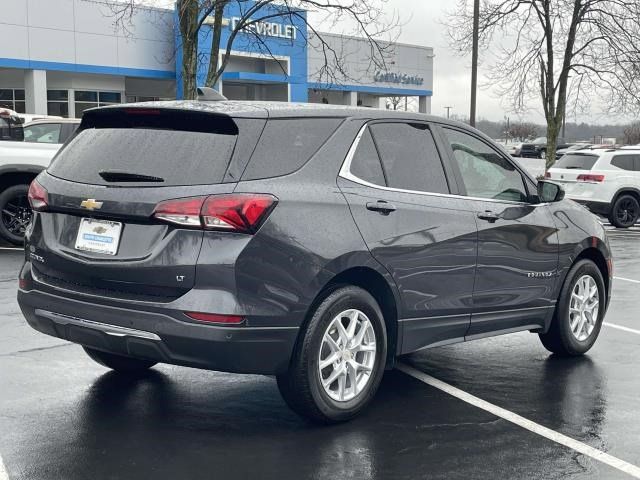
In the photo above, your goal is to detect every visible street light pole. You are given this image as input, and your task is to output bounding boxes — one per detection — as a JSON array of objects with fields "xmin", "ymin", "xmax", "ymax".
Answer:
[
  {"xmin": 445, "ymin": 106, "xmax": 452, "ymax": 119},
  {"xmin": 470, "ymin": 0, "xmax": 480, "ymax": 127}
]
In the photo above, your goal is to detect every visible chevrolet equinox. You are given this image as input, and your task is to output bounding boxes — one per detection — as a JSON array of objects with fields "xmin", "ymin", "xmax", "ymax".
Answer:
[{"xmin": 17, "ymin": 101, "xmax": 612, "ymax": 423}]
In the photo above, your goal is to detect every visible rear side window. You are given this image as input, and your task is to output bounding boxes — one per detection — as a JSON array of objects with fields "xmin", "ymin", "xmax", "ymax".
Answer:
[
  {"xmin": 611, "ymin": 155, "xmax": 640, "ymax": 171},
  {"xmin": 350, "ymin": 128, "xmax": 386, "ymax": 186},
  {"xmin": 554, "ymin": 153, "xmax": 599, "ymax": 170},
  {"xmin": 369, "ymin": 122, "xmax": 448, "ymax": 193},
  {"xmin": 48, "ymin": 110, "xmax": 238, "ymax": 187},
  {"xmin": 242, "ymin": 118, "xmax": 342, "ymax": 180}
]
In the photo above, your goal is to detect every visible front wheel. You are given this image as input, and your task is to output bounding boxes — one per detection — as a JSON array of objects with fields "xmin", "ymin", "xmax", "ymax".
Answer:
[
  {"xmin": 0, "ymin": 184, "xmax": 32, "ymax": 245},
  {"xmin": 539, "ymin": 259, "xmax": 605, "ymax": 356},
  {"xmin": 277, "ymin": 286, "xmax": 387, "ymax": 424},
  {"xmin": 608, "ymin": 194, "xmax": 639, "ymax": 228}
]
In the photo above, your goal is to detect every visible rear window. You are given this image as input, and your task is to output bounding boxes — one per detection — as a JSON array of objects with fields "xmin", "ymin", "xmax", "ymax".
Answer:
[
  {"xmin": 242, "ymin": 118, "xmax": 342, "ymax": 180},
  {"xmin": 48, "ymin": 110, "xmax": 238, "ymax": 186},
  {"xmin": 553, "ymin": 153, "xmax": 598, "ymax": 170}
]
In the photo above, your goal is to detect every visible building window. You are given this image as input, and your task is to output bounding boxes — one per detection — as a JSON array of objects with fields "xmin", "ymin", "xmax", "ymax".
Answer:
[
  {"xmin": 47, "ymin": 90, "xmax": 69, "ymax": 118},
  {"xmin": 0, "ymin": 89, "xmax": 26, "ymax": 113},
  {"xmin": 75, "ymin": 90, "xmax": 122, "ymax": 116},
  {"xmin": 125, "ymin": 95, "xmax": 162, "ymax": 103}
]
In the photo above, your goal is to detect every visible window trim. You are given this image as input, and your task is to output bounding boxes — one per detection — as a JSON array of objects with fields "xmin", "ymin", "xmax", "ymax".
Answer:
[{"xmin": 340, "ymin": 122, "xmax": 539, "ymax": 206}]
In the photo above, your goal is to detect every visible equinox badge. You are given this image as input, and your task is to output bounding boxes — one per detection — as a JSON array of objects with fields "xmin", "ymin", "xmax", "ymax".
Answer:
[{"xmin": 80, "ymin": 199, "xmax": 103, "ymax": 210}]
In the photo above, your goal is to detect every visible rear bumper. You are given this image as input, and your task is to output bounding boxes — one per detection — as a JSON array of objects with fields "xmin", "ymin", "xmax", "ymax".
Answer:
[{"xmin": 17, "ymin": 265, "xmax": 299, "ymax": 375}]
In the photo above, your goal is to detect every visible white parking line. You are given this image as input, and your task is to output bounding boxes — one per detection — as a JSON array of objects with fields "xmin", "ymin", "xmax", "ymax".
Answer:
[
  {"xmin": 614, "ymin": 276, "xmax": 640, "ymax": 285},
  {"xmin": 0, "ymin": 247, "xmax": 20, "ymax": 251},
  {"xmin": 0, "ymin": 454, "xmax": 9, "ymax": 480},
  {"xmin": 397, "ymin": 363, "xmax": 640, "ymax": 479},
  {"xmin": 604, "ymin": 322, "xmax": 640, "ymax": 336}
]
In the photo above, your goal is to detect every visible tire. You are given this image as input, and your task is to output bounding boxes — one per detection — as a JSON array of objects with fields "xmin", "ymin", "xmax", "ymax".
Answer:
[
  {"xmin": 83, "ymin": 347, "xmax": 157, "ymax": 373},
  {"xmin": 277, "ymin": 285, "xmax": 387, "ymax": 424},
  {"xmin": 539, "ymin": 259, "xmax": 605, "ymax": 356},
  {"xmin": 608, "ymin": 194, "xmax": 639, "ymax": 228},
  {"xmin": 0, "ymin": 184, "xmax": 31, "ymax": 245}
]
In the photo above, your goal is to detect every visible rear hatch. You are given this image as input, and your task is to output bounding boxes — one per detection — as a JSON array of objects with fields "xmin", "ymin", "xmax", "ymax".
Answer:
[
  {"xmin": 29, "ymin": 106, "xmax": 264, "ymax": 302},
  {"xmin": 547, "ymin": 152, "xmax": 602, "ymax": 196}
]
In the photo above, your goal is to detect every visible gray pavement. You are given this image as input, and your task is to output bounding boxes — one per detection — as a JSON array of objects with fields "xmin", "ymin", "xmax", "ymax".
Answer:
[{"xmin": 1, "ymin": 231, "xmax": 639, "ymax": 479}]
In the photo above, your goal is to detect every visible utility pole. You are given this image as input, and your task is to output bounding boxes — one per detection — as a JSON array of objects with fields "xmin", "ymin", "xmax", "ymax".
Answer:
[
  {"xmin": 445, "ymin": 106, "xmax": 452, "ymax": 119},
  {"xmin": 470, "ymin": 0, "xmax": 480, "ymax": 127}
]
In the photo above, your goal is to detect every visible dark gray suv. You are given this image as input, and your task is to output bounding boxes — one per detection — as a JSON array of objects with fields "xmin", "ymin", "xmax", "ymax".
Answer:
[{"xmin": 17, "ymin": 101, "xmax": 612, "ymax": 423}]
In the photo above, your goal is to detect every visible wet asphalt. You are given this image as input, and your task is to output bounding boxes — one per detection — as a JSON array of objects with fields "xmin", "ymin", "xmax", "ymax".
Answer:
[{"xmin": 1, "ymin": 227, "xmax": 639, "ymax": 480}]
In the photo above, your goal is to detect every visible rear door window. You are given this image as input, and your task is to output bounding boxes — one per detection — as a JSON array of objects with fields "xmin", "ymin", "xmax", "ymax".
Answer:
[
  {"xmin": 48, "ymin": 110, "xmax": 239, "ymax": 186},
  {"xmin": 23, "ymin": 123, "xmax": 62, "ymax": 144},
  {"xmin": 554, "ymin": 153, "xmax": 599, "ymax": 170},
  {"xmin": 369, "ymin": 122, "xmax": 449, "ymax": 193},
  {"xmin": 242, "ymin": 118, "xmax": 342, "ymax": 180}
]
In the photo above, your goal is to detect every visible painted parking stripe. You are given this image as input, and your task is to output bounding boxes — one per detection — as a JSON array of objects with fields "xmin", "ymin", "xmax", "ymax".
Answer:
[
  {"xmin": 0, "ymin": 248, "xmax": 20, "ymax": 251},
  {"xmin": 397, "ymin": 363, "xmax": 640, "ymax": 479},
  {"xmin": 0, "ymin": 454, "xmax": 9, "ymax": 480},
  {"xmin": 604, "ymin": 322, "xmax": 640, "ymax": 336},
  {"xmin": 614, "ymin": 276, "xmax": 640, "ymax": 285}
]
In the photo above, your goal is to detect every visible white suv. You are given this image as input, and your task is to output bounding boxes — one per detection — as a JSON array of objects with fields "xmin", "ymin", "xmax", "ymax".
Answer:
[{"xmin": 547, "ymin": 147, "xmax": 640, "ymax": 228}]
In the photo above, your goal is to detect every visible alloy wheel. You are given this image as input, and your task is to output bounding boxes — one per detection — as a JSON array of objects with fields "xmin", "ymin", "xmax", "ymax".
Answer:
[
  {"xmin": 616, "ymin": 198, "xmax": 638, "ymax": 226},
  {"xmin": 568, "ymin": 274, "xmax": 600, "ymax": 342},
  {"xmin": 318, "ymin": 309, "xmax": 377, "ymax": 402},
  {"xmin": 1, "ymin": 193, "xmax": 32, "ymax": 238}
]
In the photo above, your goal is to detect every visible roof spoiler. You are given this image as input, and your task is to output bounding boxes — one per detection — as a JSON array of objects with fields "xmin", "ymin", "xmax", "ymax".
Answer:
[{"xmin": 197, "ymin": 87, "xmax": 227, "ymax": 101}]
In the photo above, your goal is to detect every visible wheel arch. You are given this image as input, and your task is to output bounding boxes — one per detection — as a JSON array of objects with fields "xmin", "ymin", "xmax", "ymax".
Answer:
[
  {"xmin": 574, "ymin": 247, "xmax": 610, "ymax": 301},
  {"xmin": 305, "ymin": 266, "xmax": 401, "ymax": 369},
  {"xmin": 0, "ymin": 165, "xmax": 44, "ymax": 193},
  {"xmin": 611, "ymin": 187, "xmax": 640, "ymax": 207}
]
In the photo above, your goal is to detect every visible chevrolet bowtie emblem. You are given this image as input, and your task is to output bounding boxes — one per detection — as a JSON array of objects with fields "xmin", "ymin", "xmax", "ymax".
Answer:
[{"xmin": 80, "ymin": 199, "xmax": 103, "ymax": 210}]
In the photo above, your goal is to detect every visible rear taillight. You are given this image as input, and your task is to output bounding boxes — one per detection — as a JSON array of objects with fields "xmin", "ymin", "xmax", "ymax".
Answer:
[
  {"xmin": 153, "ymin": 194, "xmax": 277, "ymax": 234},
  {"xmin": 577, "ymin": 174, "xmax": 605, "ymax": 182},
  {"xmin": 28, "ymin": 179, "xmax": 48, "ymax": 211},
  {"xmin": 545, "ymin": 171, "xmax": 551, "ymax": 178},
  {"xmin": 184, "ymin": 312, "xmax": 244, "ymax": 325},
  {"xmin": 153, "ymin": 197, "xmax": 203, "ymax": 227}
]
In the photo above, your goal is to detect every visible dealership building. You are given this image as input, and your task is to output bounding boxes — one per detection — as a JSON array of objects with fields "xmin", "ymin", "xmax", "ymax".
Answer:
[{"xmin": 0, "ymin": 0, "xmax": 434, "ymax": 118}]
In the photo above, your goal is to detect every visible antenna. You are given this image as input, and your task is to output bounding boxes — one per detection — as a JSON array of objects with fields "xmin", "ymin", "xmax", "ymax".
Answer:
[{"xmin": 196, "ymin": 87, "xmax": 227, "ymax": 101}]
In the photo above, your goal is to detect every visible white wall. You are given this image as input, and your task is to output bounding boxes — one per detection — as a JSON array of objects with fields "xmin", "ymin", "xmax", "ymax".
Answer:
[{"xmin": 0, "ymin": 0, "xmax": 175, "ymax": 73}]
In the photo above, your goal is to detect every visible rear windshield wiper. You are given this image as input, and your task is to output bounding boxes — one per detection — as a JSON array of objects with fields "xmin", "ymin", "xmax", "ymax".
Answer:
[{"xmin": 98, "ymin": 170, "xmax": 165, "ymax": 183}]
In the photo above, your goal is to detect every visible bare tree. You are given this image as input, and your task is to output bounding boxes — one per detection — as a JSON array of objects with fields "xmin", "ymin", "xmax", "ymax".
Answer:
[
  {"xmin": 624, "ymin": 122, "xmax": 640, "ymax": 145},
  {"xmin": 508, "ymin": 121, "xmax": 539, "ymax": 141},
  {"xmin": 447, "ymin": 0, "xmax": 640, "ymax": 167},
  {"xmin": 96, "ymin": 0, "xmax": 399, "ymax": 101}
]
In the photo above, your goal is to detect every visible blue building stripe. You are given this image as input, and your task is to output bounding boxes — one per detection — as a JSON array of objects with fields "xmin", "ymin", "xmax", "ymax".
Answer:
[{"xmin": 0, "ymin": 57, "xmax": 175, "ymax": 79}]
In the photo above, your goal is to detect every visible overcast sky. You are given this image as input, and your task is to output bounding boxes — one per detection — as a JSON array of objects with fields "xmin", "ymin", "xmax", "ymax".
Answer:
[{"xmin": 147, "ymin": 0, "xmax": 621, "ymax": 124}]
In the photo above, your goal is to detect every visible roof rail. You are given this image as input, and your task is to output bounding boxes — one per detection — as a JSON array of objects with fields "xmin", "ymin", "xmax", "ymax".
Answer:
[{"xmin": 197, "ymin": 87, "xmax": 227, "ymax": 101}]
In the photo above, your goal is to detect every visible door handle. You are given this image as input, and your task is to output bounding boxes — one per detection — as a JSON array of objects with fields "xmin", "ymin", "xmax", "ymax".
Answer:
[
  {"xmin": 477, "ymin": 210, "xmax": 500, "ymax": 223},
  {"xmin": 366, "ymin": 200, "xmax": 397, "ymax": 215}
]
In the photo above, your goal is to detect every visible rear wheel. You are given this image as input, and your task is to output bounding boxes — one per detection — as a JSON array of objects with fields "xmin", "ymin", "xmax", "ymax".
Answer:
[
  {"xmin": 277, "ymin": 286, "xmax": 387, "ymax": 424},
  {"xmin": 608, "ymin": 194, "xmax": 639, "ymax": 228},
  {"xmin": 0, "ymin": 184, "xmax": 32, "ymax": 245},
  {"xmin": 83, "ymin": 347, "xmax": 157, "ymax": 373},
  {"xmin": 539, "ymin": 259, "xmax": 605, "ymax": 356}
]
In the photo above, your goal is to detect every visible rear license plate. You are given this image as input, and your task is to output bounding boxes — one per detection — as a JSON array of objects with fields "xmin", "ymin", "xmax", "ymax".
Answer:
[{"xmin": 75, "ymin": 218, "xmax": 122, "ymax": 256}]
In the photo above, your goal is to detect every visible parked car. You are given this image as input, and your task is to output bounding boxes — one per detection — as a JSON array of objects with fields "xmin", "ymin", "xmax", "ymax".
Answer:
[
  {"xmin": 507, "ymin": 142, "xmax": 522, "ymax": 156},
  {"xmin": 546, "ymin": 148, "xmax": 640, "ymax": 227},
  {"xmin": 18, "ymin": 101, "xmax": 612, "ymax": 423},
  {"xmin": 0, "ymin": 108, "xmax": 24, "ymax": 141},
  {"xmin": 556, "ymin": 143, "xmax": 594, "ymax": 159},
  {"xmin": 521, "ymin": 137, "xmax": 574, "ymax": 159},
  {"xmin": 0, "ymin": 118, "xmax": 80, "ymax": 244}
]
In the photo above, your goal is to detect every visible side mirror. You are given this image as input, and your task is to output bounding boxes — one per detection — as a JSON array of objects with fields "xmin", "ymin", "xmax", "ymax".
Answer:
[{"xmin": 537, "ymin": 180, "xmax": 565, "ymax": 203}]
